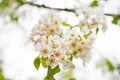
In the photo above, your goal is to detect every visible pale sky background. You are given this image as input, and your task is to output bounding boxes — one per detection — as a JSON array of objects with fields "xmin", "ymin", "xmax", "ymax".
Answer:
[{"xmin": 0, "ymin": 0, "xmax": 120, "ymax": 80}]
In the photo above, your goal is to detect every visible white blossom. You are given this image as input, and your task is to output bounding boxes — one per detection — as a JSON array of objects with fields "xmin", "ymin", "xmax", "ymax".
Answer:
[
  {"xmin": 30, "ymin": 12, "xmax": 96, "ymax": 68},
  {"xmin": 76, "ymin": 4, "xmax": 107, "ymax": 34}
]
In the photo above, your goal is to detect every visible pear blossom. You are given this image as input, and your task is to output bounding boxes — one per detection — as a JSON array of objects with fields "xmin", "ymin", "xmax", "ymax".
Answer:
[
  {"xmin": 30, "ymin": 12, "xmax": 96, "ymax": 68},
  {"xmin": 76, "ymin": 4, "xmax": 107, "ymax": 34},
  {"xmin": 30, "ymin": 12, "xmax": 61, "ymax": 41}
]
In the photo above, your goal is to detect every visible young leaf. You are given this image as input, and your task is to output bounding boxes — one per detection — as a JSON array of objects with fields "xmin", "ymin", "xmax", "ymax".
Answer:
[
  {"xmin": 69, "ymin": 78, "xmax": 76, "ymax": 80},
  {"xmin": 17, "ymin": 0, "xmax": 26, "ymax": 4},
  {"xmin": 91, "ymin": 0, "xmax": 98, "ymax": 7},
  {"xmin": 83, "ymin": 31, "xmax": 92, "ymax": 39},
  {"xmin": 11, "ymin": 16, "xmax": 18, "ymax": 22},
  {"xmin": 62, "ymin": 22, "xmax": 72, "ymax": 28},
  {"xmin": 49, "ymin": 65, "xmax": 60, "ymax": 76},
  {"xmin": 45, "ymin": 65, "xmax": 60, "ymax": 80},
  {"xmin": 78, "ymin": 35, "xmax": 83, "ymax": 41},
  {"xmin": 0, "ymin": 0, "xmax": 9, "ymax": 8},
  {"xmin": 0, "ymin": 73, "xmax": 5, "ymax": 80},
  {"xmin": 96, "ymin": 28, "xmax": 99, "ymax": 34},
  {"xmin": 112, "ymin": 15, "xmax": 119, "ymax": 25},
  {"xmin": 105, "ymin": 59, "xmax": 115, "ymax": 72},
  {"xmin": 44, "ymin": 76, "xmax": 55, "ymax": 80},
  {"xmin": 41, "ymin": 57, "xmax": 48, "ymax": 68},
  {"xmin": 69, "ymin": 55, "xmax": 73, "ymax": 61},
  {"xmin": 83, "ymin": 34, "xmax": 88, "ymax": 39},
  {"xmin": 34, "ymin": 57, "xmax": 40, "ymax": 70}
]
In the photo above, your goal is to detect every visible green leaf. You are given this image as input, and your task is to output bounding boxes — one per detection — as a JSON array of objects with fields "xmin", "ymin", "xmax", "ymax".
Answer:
[
  {"xmin": 41, "ymin": 57, "xmax": 48, "ymax": 68},
  {"xmin": 44, "ymin": 76, "xmax": 55, "ymax": 80},
  {"xmin": 10, "ymin": 13, "xmax": 19, "ymax": 22},
  {"xmin": 5, "ymin": 79, "xmax": 12, "ymax": 80},
  {"xmin": 117, "ymin": 64, "xmax": 120, "ymax": 70},
  {"xmin": 62, "ymin": 22, "xmax": 72, "ymax": 28},
  {"xmin": 112, "ymin": 15, "xmax": 119, "ymax": 24},
  {"xmin": 83, "ymin": 34, "xmax": 88, "ymax": 39},
  {"xmin": 49, "ymin": 65, "xmax": 60, "ymax": 76},
  {"xmin": 11, "ymin": 17, "xmax": 18, "ymax": 22},
  {"xmin": 44, "ymin": 65, "xmax": 60, "ymax": 80},
  {"xmin": 69, "ymin": 78, "xmax": 76, "ymax": 80},
  {"xmin": 96, "ymin": 28, "xmax": 99, "ymax": 34},
  {"xmin": 105, "ymin": 59, "xmax": 115, "ymax": 72},
  {"xmin": 83, "ymin": 31, "xmax": 92, "ymax": 39},
  {"xmin": 0, "ymin": 0, "xmax": 9, "ymax": 8},
  {"xmin": 0, "ymin": 73, "xmax": 4, "ymax": 80},
  {"xmin": 34, "ymin": 57, "xmax": 40, "ymax": 70},
  {"xmin": 78, "ymin": 35, "xmax": 83, "ymax": 41},
  {"xmin": 91, "ymin": 0, "xmax": 98, "ymax": 7},
  {"xmin": 17, "ymin": 0, "xmax": 26, "ymax": 4},
  {"xmin": 69, "ymin": 55, "xmax": 73, "ymax": 61}
]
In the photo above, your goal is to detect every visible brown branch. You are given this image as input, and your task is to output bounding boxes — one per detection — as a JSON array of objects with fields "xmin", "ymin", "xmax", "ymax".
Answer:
[
  {"xmin": 105, "ymin": 13, "xmax": 120, "ymax": 18},
  {"xmin": 25, "ymin": 2, "xmax": 120, "ymax": 17},
  {"xmin": 25, "ymin": 2, "xmax": 75, "ymax": 13}
]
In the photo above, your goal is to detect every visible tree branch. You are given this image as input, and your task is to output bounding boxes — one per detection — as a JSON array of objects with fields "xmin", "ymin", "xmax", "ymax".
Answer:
[
  {"xmin": 25, "ymin": 2, "xmax": 120, "ymax": 18},
  {"xmin": 105, "ymin": 13, "xmax": 120, "ymax": 18},
  {"xmin": 26, "ymin": 2, "xmax": 75, "ymax": 13}
]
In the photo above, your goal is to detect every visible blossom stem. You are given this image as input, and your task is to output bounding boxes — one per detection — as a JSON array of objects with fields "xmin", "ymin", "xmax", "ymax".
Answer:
[{"xmin": 47, "ymin": 65, "xmax": 51, "ymax": 77}]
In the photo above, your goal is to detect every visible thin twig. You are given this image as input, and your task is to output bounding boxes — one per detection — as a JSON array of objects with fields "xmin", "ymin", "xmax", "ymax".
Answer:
[
  {"xmin": 25, "ymin": 2, "xmax": 75, "ymax": 13},
  {"xmin": 25, "ymin": 2, "xmax": 120, "ymax": 17},
  {"xmin": 105, "ymin": 13, "xmax": 120, "ymax": 18}
]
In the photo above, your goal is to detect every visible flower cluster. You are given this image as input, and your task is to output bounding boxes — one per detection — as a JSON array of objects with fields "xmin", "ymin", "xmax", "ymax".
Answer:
[
  {"xmin": 76, "ymin": 5, "xmax": 107, "ymax": 34},
  {"xmin": 30, "ymin": 11, "xmax": 104, "ymax": 68}
]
